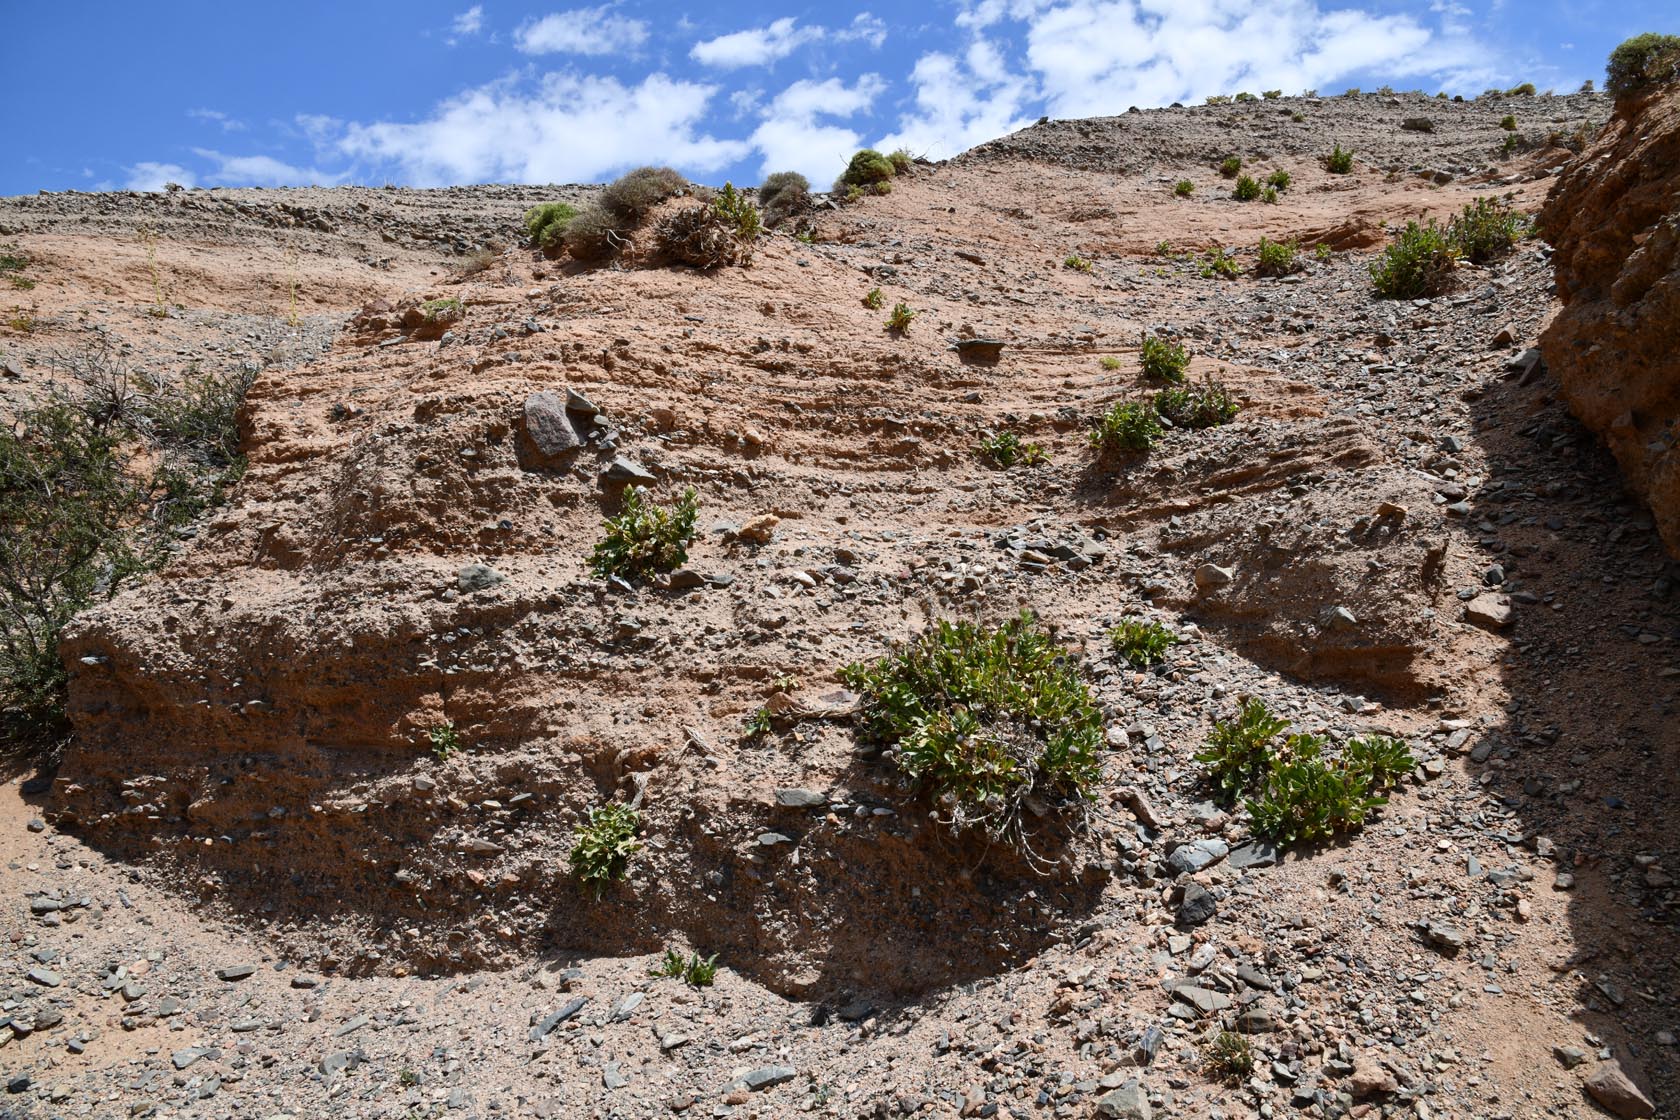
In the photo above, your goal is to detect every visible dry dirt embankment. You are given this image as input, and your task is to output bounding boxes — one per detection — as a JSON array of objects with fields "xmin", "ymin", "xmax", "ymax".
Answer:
[{"xmin": 1540, "ymin": 85, "xmax": 1680, "ymax": 558}]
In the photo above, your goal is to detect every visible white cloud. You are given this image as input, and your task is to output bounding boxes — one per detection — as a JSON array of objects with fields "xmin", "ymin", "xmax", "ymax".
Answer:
[
  {"xmin": 125, "ymin": 162, "xmax": 195, "ymax": 192},
  {"xmin": 748, "ymin": 75, "xmax": 888, "ymax": 185},
  {"xmin": 448, "ymin": 5, "xmax": 485, "ymax": 44},
  {"xmin": 191, "ymin": 149, "xmax": 341, "ymax": 187},
  {"xmin": 691, "ymin": 17, "xmax": 824, "ymax": 68},
  {"xmin": 337, "ymin": 71, "xmax": 748, "ymax": 186},
  {"xmin": 837, "ymin": 13, "xmax": 889, "ymax": 49},
  {"xmin": 875, "ymin": 42, "xmax": 1036, "ymax": 160},
  {"xmin": 187, "ymin": 108, "xmax": 246, "ymax": 132},
  {"xmin": 516, "ymin": 7, "xmax": 648, "ymax": 55}
]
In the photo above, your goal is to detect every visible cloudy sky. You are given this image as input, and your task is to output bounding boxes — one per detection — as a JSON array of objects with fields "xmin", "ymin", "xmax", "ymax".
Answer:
[{"xmin": 10, "ymin": 1, "xmax": 1672, "ymax": 195}]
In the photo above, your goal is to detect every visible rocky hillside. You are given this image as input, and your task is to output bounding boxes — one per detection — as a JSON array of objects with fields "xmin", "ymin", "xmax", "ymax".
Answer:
[{"xmin": 1, "ymin": 88, "xmax": 1675, "ymax": 1120}]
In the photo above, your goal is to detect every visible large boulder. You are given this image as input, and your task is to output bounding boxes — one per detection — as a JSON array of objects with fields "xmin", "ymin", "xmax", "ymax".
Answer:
[{"xmin": 1539, "ymin": 85, "xmax": 1680, "ymax": 557}]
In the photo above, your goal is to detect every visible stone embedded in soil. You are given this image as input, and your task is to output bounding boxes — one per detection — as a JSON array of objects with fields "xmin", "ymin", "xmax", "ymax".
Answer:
[
  {"xmin": 1227, "ymin": 841, "xmax": 1278, "ymax": 870},
  {"xmin": 24, "ymin": 967, "xmax": 61, "ymax": 987},
  {"xmin": 1348, "ymin": 1054, "xmax": 1398, "ymax": 1097},
  {"xmin": 457, "ymin": 563, "xmax": 505, "ymax": 593},
  {"xmin": 214, "ymin": 964, "xmax": 256, "ymax": 981},
  {"xmin": 1171, "ymin": 985, "xmax": 1231, "ymax": 1016},
  {"xmin": 1464, "ymin": 595, "xmax": 1513, "ymax": 630},
  {"xmin": 528, "ymin": 996, "xmax": 588, "ymax": 1042},
  {"xmin": 1096, "ymin": 1081, "xmax": 1152, "ymax": 1119},
  {"xmin": 602, "ymin": 456, "xmax": 654, "ymax": 484},
  {"xmin": 739, "ymin": 1065, "xmax": 798, "ymax": 1092},
  {"xmin": 1584, "ymin": 1063, "xmax": 1657, "ymax": 1119},
  {"xmin": 1175, "ymin": 881, "xmax": 1217, "ymax": 927},
  {"xmin": 1555, "ymin": 1045, "xmax": 1589, "ymax": 1069},
  {"xmin": 774, "ymin": 788, "xmax": 827, "ymax": 808},
  {"xmin": 522, "ymin": 391, "xmax": 583, "ymax": 459},
  {"xmin": 1193, "ymin": 563, "xmax": 1235, "ymax": 591},
  {"xmin": 1166, "ymin": 838, "xmax": 1229, "ymax": 874}
]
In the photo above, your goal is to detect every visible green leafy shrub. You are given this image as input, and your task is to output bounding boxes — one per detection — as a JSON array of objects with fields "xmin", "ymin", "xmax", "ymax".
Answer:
[
  {"xmin": 977, "ymin": 430, "xmax": 1047, "ymax": 468},
  {"xmin": 1064, "ymin": 255, "xmax": 1094, "ymax": 272},
  {"xmin": 887, "ymin": 148, "xmax": 914, "ymax": 174},
  {"xmin": 1606, "ymin": 33, "xmax": 1680, "ymax": 97},
  {"xmin": 654, "ymin": 949, "xmax": 718, "ymax": 987},
  {"xmin": 841, "ymin": 611, "xmax": 1102, "ymax": 843},
  {"xmin": 1195, "ymin": 698, "xmax": 1288, "ymax": 802},
  {"xmin": 1234, "ymin": 91, "xmax": 1257, "ymax": 103},
  {"xmin": 1154, "ymin": 376, "xmax": 1240, "ymax": 429},
  {"xmin": 1446, "ymin": 196, "xmax": 1529, "ymax": 263},
  {"xmin": 1265, "ymin": 169, "xmax": 1291, "ymax": 191},
  {"xmin": 1089, "ymin": 400, "xmax": 1162, "ymax": 455},
  {"xmin": 862, "ymin": 287, "xmax": 884, "ymax": 310},
  {"xmin": 885, "ymin": 301, "xmax": 915, "ymax": 334},
  {"xmin": 1262, "ymin": 89, "xmax": 1282, "ymax": 100},
  {"xmin": 1110, "ymin": 619, "xmax": 1179, "ymax": 668},
  {"xmin": 1499, "ymin": 114, "xmax": 1518, "ymax": 130},
  {"xmin": 524, "ymin": 202, "xmax": 578, "ymax": 250},
  {"xmin": 1232, "ymin": 175, "xmax": 1262, "ymax": 201},
  {"xmin": 835, "ymin": 149, "xmax": 896, "ymax": 193},
  {"xmin": 1505, "ymin": 81, "xmax": 1537, "ymax": 96},
  {"xmin": 590, "ymin": 486, "xmax": 699, "ymax": 582},
  {"xmin": 563, "ymin": 205, "xmax": 632, "ymax": 262},
  {"xmin": 599, "ymin": 166, "xmax": 688, "ymax": 219},
  {"xmin": 1204, "ymin": 1031, "xmax": 1255, "ymax": 1085},
  {"xmin": 1369, "ymin": 219, "xmax": 1458, "ymax": 298},
  {"xmin": 1174, "ymin": 179, "xmax": 1194, "ymax": 197},
  {"xmin": 568, "ymin": 802, "xmax": 642, "ymax": 896},
  {"xmin": 1200, "ymin": 247, "xmax": 1240, "ymax": 279},
  {"xmin": 655, "ymin": 182, "xmax": 761, "ymax": 268},
  {"xmin": 428, "ymin": 721, "xmax": 461, "ymax": 760},
  {"xmin": 1254, "ymin": 236, "xmax": 1300, "ymax": 277},
  {"xmin": 1139, "ymin": 333, "xmax": 1189, "ymax": 382},
  {"xmin": 1218, "ymin": 156, "xmax": 1242, "ymax": 178},
  {"xmin": 1324, "ymin": 143, "xmax": 1354, "ymax": 173},
  {"xmin": 1261, "ymin": 186, "xmax": 1279, "ymax": 204}
]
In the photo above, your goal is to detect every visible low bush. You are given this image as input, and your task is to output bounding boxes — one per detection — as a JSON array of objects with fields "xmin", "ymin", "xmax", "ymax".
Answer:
[
  {"xmin": 600, "ymin": 166, "xmax": 688, "ymax": 220},
  {"xmin": 885, "ymin": 301, "xmax": 915, "ymax": 334},
  {"xmin": 420, "ymin": 298, "xmax": 462, "ymax": 324},
  {"xmin": 1234, "ymin": 91, "xmax": 1257, "ymax": 102},
  {"xmin": 562, "ymin": 206, "xmax": 631, "ymax": 262},
  {"xmin": 1089, "ymin": 400, "xmax": 1162, "ymax": 455},
  {"xmin": 1064, "ymin": 254, "xmax": 1094, "ymax": 272},
  {"xmin": 1174, "ymin": 179, "xmax": 1194, "ymax": 197},
  {"xmin": 524, "ymin": 202, "xmax": 578, "ymax": 250},
  {"xmin": 1218, "ymin": 156, "xmax": 1242, "ymax": 178},
  {"xmin": 1233, "ymin": 175, "xmax": 1262, "ymax": 201},
  {"xmin": 1254, "ymin": 236, "xmax": 1300, "ymax": 277},
  {"xmin": 862, "ymin": 287, "xmax": 884, "ymax": 310},
  {"xmin": 1261, "ymin": 186, "xmax": 1279, "ymax": 204},
  {"xmin": 1606, "ymin": 33, "xmax": 1680, "ymax": 98},
  {"xmin": 1204, "ymin": 1031, "xmax": 1255, "ymax": 1085},
  {"xmin": 1324, "ymin": 143, "xmax": 1354, "ymax": 173},
  {"xmin": 1265, "ymin": 169, "xmax": 1291, "ymax": 191},
  {"xmin": 1110, "ymin": 619, "xmax": 1179, "ymax": 668},
  {"xmin": 1100, "ymin": 355, "xmax": 1122, "ymax": 371},
  {"xmin": 758, "ymin": 171, "xmax": 810, "ymax": 226},
  {"xmin": 568, "ymin": 802, "xmax": 642, "ymax": 897},
  {"xmin": 1262, "ymin": 89, "xmax": 1282, "ymax": 100},
  {"xmin": 1154, "ymin": 376, "xmax": 1240, "ymax": 429},
  {"xmin": 1498, "ymin": 113, "xmax": 1518, "ymax": 131},
  {"xmin": 1200, "ymin": 247, "xmax": 1240, "ymax": 279},
  {"xmin": 655, "ymin": 182, "xmax": 761, "ymax": 268},
  {"xmin": 1196, "ymin": 698, "xmax": 1289, "ymax": 801},
  {"xmin": 835, "ymin": 149, "xmax": 896, "ymax": 194},
  {"xmin": 1206, "ymin": 94, "xmax": 1233, "ymax": 106},
  {"xmin": 1505, "ymin": 81, "xmax": 1537, "ymax": 96},
  {"xmin": 841, "ymin": 611, "xmax": 1102, "ymax": 844},
  {"xmin": 1139, "ymin": 333, "xmax": 1189, "ymax": 382},
  {"xmin": 591, "ymin": 486, "xmax": 699, "ymax": 582},
  {"xmin": 1446, "ymin": 196, "xmax": 1528, "ymax": 264},
  {"xmin": 887, "ymin": 148, "xmax": 914, "ymax": 174},
  {"xmin": 977, "ymin": 430, "xmax": 1047, "ymax": 468},
  {"xmin": 1369, "ymin": 219, "xmax": 1457, "ymax": 298}
]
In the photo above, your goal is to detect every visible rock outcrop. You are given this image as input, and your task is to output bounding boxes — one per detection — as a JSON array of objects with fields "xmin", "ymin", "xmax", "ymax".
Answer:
[{"xmin": 1540, "ymin": 85, "xmax": 1680, "ymax": 557}]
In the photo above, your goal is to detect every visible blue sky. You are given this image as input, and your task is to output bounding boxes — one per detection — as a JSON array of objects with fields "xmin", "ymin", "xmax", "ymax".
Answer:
[{"xmin": 9, "ymin": 1, "xmax": 1673, "ymax": 195}]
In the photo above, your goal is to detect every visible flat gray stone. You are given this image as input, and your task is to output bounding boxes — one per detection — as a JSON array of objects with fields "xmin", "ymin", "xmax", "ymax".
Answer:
[
  {"xmin": 1227, "ymin": 841, "xmax": 1278, "ymax": 870},
  {"xmin": 774, "ymin": 788, "xmax": 827, "ymax": 808},
  {"xmin": 1096, "ymin": 1081, "xmax": 1152, "ymax": 1119},
  {"xmin": 457, "ymin": 563, "xmax": 505, "ymax": 593},
  {"xmin": 1167, "ymin": 838, "xmax": 1229, "ymax": 874},
  {"xmin": 1171, "ymin": 985, "xmax": 1232, "ymax": 1016},
  {"xmin": 528, "ymin": 997, "xmax": 588, "ymax": 1042},
  {"xmin": 25, "ymin": 968, "xmax": 61, "ymax": 988},
  {"xmin": 522, "ymin": 391, "xmax": 582, "ymax": 458},
  {"xmin": 740, "ymin": 1065, "xmax": 798, "ymax": 1092},
  {"xmin": 601, "ymin": 457, "xmax": 654, "ymax": 484},
  {"xmin": 215, "ymin": 964, "xmax": 257, "ymax": 981}
]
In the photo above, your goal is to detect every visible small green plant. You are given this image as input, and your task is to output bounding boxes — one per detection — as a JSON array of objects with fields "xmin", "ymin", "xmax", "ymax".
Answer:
[
  {"xmin": 655, "ymin": 950, "xmax": 719, "ymax": 986},
  {"xmin": 1606, "ymin": 33, "xmax": 1680, "ymax": 98},
  {"xmin": 1206, "ymin": 94, "xmax": 1232, "ymax": 105},
  {"xmin": 743, "ymin": 706, "xmax": 773, "ymax": 738},
  {"xmin": 885, "ymin": 301, "xmax": 916, "ymax": 334},
  {"xmin": 1218, "ymin": 156, "xmax": 1242, "ymax": 178},
  {"xmin": 1154, "ymin": 240, "xmax": 1173, "ymax": 256},
  {"xmin": 1325, "ymin": 143, "xmax": 1354, "ymax": 173},
  {"xmin": 1244, "ymin": 734, "xmax": 1378, "ymax": 844},
  {"xmin": 400, "ymin": 1069, "xmax": 420, "ymax": 1087},
  {"xmin": 1498, "ymin": 114, "xmax": 1518, "ymax": 131},
  {"xmin": 1290, "ymin": 110, "xmax": 1306, "ymax": 123},
  {"xmin": 1173, "ymin": 179, "xmax": 1194, "ymax": 197},
  {"xmin": 1196, "ymin": 698, "xmax": 1289, "ymax": 802},
  {"xmin": 420, "ymin": 298, "xmax": 463, "ymax": 323},
  {"xmin": 1203, "ymin": 1031, "xmax": 1255, "ymax": 1086},
  {"xmin": 1254, "ymin": 236, "xmax": 1300, "ymax": 277},
  {"xmin": 887, "ymin": 148, "xmax": 914, "ymax": 174},
  {"xmin": 1500, "ymin": 132, "xmax": 1526, "ymax": 155},
  {"xmin": 977, "ymin": 430, "xmax": 1047, "ymax": 468},
  {"xmin": 1109, "ymin": 619, "xmax": 1179, "ymax": 668},
  {"xmin": 1446, "ymin": 197, "xmax": 1529, "ymax": 264},
  {"xmin": 835, "ymin": 149, "xmax": 896, "ymax": 194},
  {"xmin": 427, "ymin": 721, "xmax": 461, "ymax": 760},
  {"xmin": 590, "ymin": 486, "xmax": 699, "ymax": 582},
  {"xmin": 1154, "ymin": 376, "xmax": 1240, "ymax": 429},
  {"xmin": 841, "ymin": 612, "xmax": 1102, "ymax": 845},
  {"xmin": 1261, "ymin": 186, "xmax": 1279, "ymax": 204},
  {"xmin": 1343, "ymin": 734, "xmax": 1416, "ymax": 787},
  {"xmin": 1100, "ymin": 355, "xmax": 1122, "ymax": 371},
  {"xmin": 1064, "ymin": 255, "xmax": 1094, "ymax": 273},
  {"xmin": 1200, "ymin": 247, "xmax": 1240, "ymax": 279},
  {"xmin": 1265, "ymin": 169, "xmax": 1291, "ymax": 191},
  {"xmin": 1505, "ymin": 81, "xmax": 1537, "ymax": 96},
  {"xmin": 1262, "ymin": 89, "xmax": 1282, "ymax": 100},
  {"xmin": 1314, "ymin": 242, "xmax": 1333, "ymax": 262},
  {"xmin": 0, "ymin": 248, "xmax": 31, "ymax": 290},
  {"xmin": 1369, "ymin": 219, "xmax": 1457, "ymax": 298},
  {"xmin": 656, "ymin": 182, "xmax": 761, "ymax": 268},
  {"xmin": 138, "ymin": 226, "xmax": 170, "ymax": 318},
  {"xmin": 524, "ymin": 202, "xmax": 578, "ymax": 250},
  {"xmin": 1139, "ymin": 333, "xmax": 1189, "ymax": 382},
  {"xmin": 1234, "ymin": 91, "xmax": 1257, "ymax": 102},
  {"xmin": 862, "ymin": 287, "xmax": 884, "ymax": 310},
  {"xmin": 1089, "ymin": 400, "xmax": 1162, "ymax": 455},
  {"xmin": 568, "ymin": 802, "xmax": 642, "ymax": 896},
  {"xmin": 1232, "ymin": 175, "xmax": 1262, "ymax": 201}
]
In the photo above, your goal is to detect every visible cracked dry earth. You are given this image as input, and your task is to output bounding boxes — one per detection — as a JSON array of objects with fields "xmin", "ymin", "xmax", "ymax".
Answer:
[{"xmin": 1, "ymin": 90, "xmax": 1677, "ymax": 1120}]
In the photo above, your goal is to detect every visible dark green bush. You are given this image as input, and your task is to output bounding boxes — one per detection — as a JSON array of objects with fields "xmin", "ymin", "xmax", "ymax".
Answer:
[
  {"xmin": 1174, "ymin": 179, "xmax": 1195, "ymax": 197},
  {"xmin": 1110, "ymin": 619, "xmax": 1179, "ymax": 668},
  {"xmin": 841, "ymin": 611, "xmax": 1102, "ymax": 844},
  {"xmin": 568, "ymin": 802, "xmax": 642, "ymax": 896},
  {"xmin": 1498, "ymin": 114, "xmax": 1518, "ymax": 131},
  {"xmin": 1218, "ymin": 156, "xmax": 1242, "ymax": 178},
  {"xmin": 1139, "ymin": 333, "xmax": 1189, "ymax": 382},
  {"xmin": 835, "ymin": 149, "xmax": 896, "ymax": 193},
  {"xmin": 1200, "ymin": 247, "xmax": 1240, "ymax": 279},
  {"xmin": 1254, "ymin": 236, "xmax": 1300, "ymax": 277},
  {"xmin": 591, "ymin": 487, "xmax": 699, "ymax": 582},
  {"xmin": 887, "ymin": 148, "xmax": 914, "ymax": 174},
  {"xmin": 1446, "ymin": 197, "xmax": 1529, "ymax": 264},
  {"xmin": 1265, "ymin": 169, "xmax": 1291, "ymax": 191},
  {"xmin": 524, "ymin": 202, "xmax": 578, "ymax": 249},
  {"xmin": 599, "ymin": 166, "xmax": 689, "ymax": 219},
  {"xmin": 1233, "ymin": 175, "xmax": 1262, "ymax": 201},
  {"xmin": 1606, "ymin": 33, "xmax": 1680, "ymax": 97},
  {"xmin": 1369, "ymin": 220, "xmax": 1457, "ymax": 298},
  {"xmin": 1325, "ymin": 143, "xmax": 1354, "ymax": 173},
  {"xmin": 1089, "ymin": 400, "xmax": 1162, "ymax": 455},
  {"xmin": 1154, "ymin": 377, "xmax": 1240, "ymax": 429},
  {"xmin": 1196, "ymin": 698, "xmax": 1289, "ymax": 802}
]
